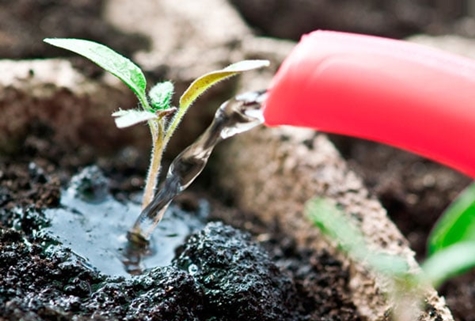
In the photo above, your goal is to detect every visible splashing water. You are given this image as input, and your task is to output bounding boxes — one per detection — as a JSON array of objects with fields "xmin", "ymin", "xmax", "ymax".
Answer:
[{"xmin": 128, "ymin": 90, "xmax": 267, "ymax": 244}]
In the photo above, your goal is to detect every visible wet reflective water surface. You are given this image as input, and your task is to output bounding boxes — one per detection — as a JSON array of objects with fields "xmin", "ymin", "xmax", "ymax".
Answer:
[{"xmin": 43, "ymin": 166, "xmax": 207, "ymax": 277}]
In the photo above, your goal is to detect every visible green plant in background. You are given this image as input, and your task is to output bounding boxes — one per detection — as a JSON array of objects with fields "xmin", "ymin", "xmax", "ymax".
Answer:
[
  {"xmin": 424, "ymin": 182, "xmax": 475, "ymax": 287},
  {"xmin": 306, "ymin": 184, "xmax": 475, "ymax": 317},
  {"xmin": 44, "ymin": 38, "xmax": 269, "ymax": 209},
  {"xmin": 305, "ymin": 198, "xmax": 410, "ymax": 278},
  {"xmin": 306, "ymin": 198, "xmax": 417, "ymax": 321}
]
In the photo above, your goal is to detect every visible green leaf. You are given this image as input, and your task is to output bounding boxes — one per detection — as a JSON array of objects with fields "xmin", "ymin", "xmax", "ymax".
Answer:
[
  {"xmin": 179, "ymin": 60, "xmax": 270, "ymax": 110},
  {"xmin": 421, "ymin": 241, "xmax": 475, "ymax": 287},
  {"xmin": 305, "ymin": 198, "xmax": 409, "ymax": 277},
  {"xmin": 44, "ymin": 38, "xmax": 148, "ymax": 107},
  {"xmin": 112, "ymin": 109, "xmax": 157, "ymax": 128},
  {"xmin": 164, "ymin": 60, "xmax": 269, "ymax": 143},
  {"xmin": 149, "ymin": 81, "xmax": 174, "ymax": 111},
  {"xmin": 428, "ymin": 182, "xmax": 475, "ymax": 255},
  {"xmin": 306, "ymin": 198, "xmax": 365, "ymax": 253}
]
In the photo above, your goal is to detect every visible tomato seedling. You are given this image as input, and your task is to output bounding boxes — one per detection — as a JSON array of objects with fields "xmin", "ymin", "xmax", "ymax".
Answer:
[{"xmin": 44, "ymin": 38, "xmax": 268, "ymax": 210}]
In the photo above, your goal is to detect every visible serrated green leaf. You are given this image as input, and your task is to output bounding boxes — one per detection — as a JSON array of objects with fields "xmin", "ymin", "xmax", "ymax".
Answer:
[
  {"xmin": 149, "ymin": 81, "xmax": 174, "ymax": 111},
  {"xmin": 179, "ymin": 60, "xmax": 269, "ymax": 110},
  {"xmin": 44, "ymin": 38, "xmax": 148, "ymax": 106},
  {"xmin": 112, "ymin": 109, "xmax": 157, "ymax": 128},
  {"xmin": 422, "ymin": 241, "xmax": 475, "ymax": 287},
  {"xmin": 428, "ymin": 182, "xmax": 475, "ymax": 255}
]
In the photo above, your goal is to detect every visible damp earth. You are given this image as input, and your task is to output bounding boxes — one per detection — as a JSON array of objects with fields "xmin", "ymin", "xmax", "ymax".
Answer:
[
  {"xmin": 43, "ymin": 165, "xmax": 207, "ymax": 276},
  {"xmin": 0, "ymin": 159, "xmax": 360, "ymax": 320}
]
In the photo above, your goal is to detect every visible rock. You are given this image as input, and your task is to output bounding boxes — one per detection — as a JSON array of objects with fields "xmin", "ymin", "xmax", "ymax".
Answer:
[
  {"xmin": 0, "ymin": 59, "xmax": 148, "ymax": 155},
  {"xmin": 408, "ymin": 33, "xmax": 475, "ymax": 60}
]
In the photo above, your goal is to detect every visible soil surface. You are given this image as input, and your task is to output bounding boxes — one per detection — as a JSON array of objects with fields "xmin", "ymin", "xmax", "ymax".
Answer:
[{"xmin": 0, "ymin": 122, "xmax": 359, "ymax": 320}]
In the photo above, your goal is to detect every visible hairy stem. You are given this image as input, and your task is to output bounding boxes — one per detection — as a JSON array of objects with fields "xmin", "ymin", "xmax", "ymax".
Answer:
[
  {"xmin": 142, "ymin": 121, "xmax": 165, "ymax": 209},
  {"xmin": 163, "ymin": 107, "xmax": 187, "ymax": 144}
]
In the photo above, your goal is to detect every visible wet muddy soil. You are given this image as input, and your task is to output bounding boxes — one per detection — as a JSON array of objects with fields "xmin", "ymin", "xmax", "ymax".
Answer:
[{"xmin": 0, "ymin": 124, "xmax": 360, "ymax": 320}]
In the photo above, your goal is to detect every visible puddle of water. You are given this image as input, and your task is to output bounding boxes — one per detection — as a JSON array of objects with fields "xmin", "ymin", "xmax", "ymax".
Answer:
[{"xmin": 42, "ymin": 167, "xmax": 207, "ymax": 277}]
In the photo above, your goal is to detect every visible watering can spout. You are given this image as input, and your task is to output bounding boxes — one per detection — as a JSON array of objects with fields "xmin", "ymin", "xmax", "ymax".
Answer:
[{"xmin": 262, "ymin": 30, "xmax": 475, "ymax": 178}]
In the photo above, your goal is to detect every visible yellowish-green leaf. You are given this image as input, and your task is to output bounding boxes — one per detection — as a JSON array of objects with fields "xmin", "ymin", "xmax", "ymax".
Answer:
[
  {"xmin": 179, "ymin": 60, "xmax": 270, "ymax": 110},
  {"xmin": 163, "ymin": 59, "xmax": 269, "ymax": 144}
]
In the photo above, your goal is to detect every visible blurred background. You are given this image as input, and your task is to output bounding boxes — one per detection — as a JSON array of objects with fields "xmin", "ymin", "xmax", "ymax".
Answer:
[
  {"xmin": 2, "ymin": 0, "xmax": 475, "ymax": 59},
  {"xmin": 231, "ymin": 0, "xmax": 475, "ymax": 39}
]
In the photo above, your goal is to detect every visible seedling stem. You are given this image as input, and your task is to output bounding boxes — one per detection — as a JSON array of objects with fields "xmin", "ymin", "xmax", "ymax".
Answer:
[{"xmin": 43, "ymin": 37, "xmax": 269, "ymax": 212}]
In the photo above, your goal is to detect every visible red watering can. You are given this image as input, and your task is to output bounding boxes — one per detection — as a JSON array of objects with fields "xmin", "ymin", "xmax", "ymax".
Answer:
[{"xmin": 263, "ymin": 31, "xmax": 475, "ymax": 178}]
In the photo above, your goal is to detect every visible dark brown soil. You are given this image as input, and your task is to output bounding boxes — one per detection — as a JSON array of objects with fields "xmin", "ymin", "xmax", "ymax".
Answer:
[{"xmin": 0, "ymin": 119, "xmax": 360, "ymax": 320}]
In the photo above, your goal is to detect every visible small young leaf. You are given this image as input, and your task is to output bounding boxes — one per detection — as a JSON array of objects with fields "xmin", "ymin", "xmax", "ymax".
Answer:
[
  {"xmin": 422, "ymin": 241, "xmax": 475, "ymax": 287},
  {"xmin": 149, "ymin": 81, "xmax": 174, "ymax": 111},
  {"xmin": 112, "ymin": 109, "xmax": 157, "ymax": 128},
  {"xmin": 428, "ymin": 182, "xmax": 475, "ymax": 255},
  {"xmin": 44, "ymin": 38, "xmax": 148, "ymax": 107},
  {"xmin": 179, "ymin": 60, "xmax": 270, "ymax": 110}
]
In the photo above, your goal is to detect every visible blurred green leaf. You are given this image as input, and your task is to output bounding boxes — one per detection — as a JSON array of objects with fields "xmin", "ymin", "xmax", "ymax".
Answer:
[
  {"xmin": 44, "ymin": 38, "xmax": 148, "ymax": 108},
  {"xmin": 428, "ymin": 182, "xmax": 475, "ymax": 255},
  {"xmin": 305, "ymin": 198, "xmax": 409, "ymax": 277},
  {"xmin": 422, "ymin": 241, "xmax": 475, "ymax": 288}
]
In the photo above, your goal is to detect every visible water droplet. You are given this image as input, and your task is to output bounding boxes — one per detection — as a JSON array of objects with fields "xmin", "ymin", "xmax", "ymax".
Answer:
[{"xmin": 188, "ymin": 264, "xmax": 199, "ymax": 275}]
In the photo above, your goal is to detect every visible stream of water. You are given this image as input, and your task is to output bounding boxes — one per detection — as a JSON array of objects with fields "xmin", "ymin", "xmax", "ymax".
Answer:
[
  {"xmin": 128, "ymin": 90, "xmax": 267, "ymax": 244},
  {"xmin": 42, "ymin": 91, "xmax": 266, "ymax": 276}
]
